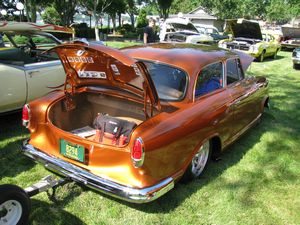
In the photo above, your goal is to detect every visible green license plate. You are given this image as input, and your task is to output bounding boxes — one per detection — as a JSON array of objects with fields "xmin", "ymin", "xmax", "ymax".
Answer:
[{"xmin": 60, "ymin": 139, "xmax": 85, "ymax": 163}]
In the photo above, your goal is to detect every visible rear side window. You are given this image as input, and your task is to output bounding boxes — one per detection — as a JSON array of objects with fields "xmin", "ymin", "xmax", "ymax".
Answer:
[
  {"xmin": 226, "ymin": 59, "xmax": 244, "ymax": 85},
  {"xmin": 195, "ymin": 62, "xmax": 223, "ymax": 97},
  {"xmin": 143, "ymin": 61, "xmax": 187, "ymax": 101}
]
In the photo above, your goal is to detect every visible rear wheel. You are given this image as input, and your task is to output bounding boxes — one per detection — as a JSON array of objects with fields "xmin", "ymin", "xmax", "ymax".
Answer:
[
  {"xmin": 0, "ymin": 184, "xmax": 30, "ymax": 225},
  {"xmin": 181, "ymin": 140, "xmax": 211, "ymax": 182}
]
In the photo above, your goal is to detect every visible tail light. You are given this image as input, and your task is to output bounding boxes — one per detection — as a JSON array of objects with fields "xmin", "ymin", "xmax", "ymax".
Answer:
[
  {"xmin": 131, "ymin": 137, "xmax": 145, "ymax": 168},
  {"xmin": 22, "ymin": 104, "xmax": 30, "ymax": 128}
]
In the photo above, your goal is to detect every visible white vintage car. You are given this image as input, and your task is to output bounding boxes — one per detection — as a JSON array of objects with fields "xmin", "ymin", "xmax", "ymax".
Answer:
[
  {"xmin": 159, "ymin": 17, "xmax": 214, "ymax": 44},
  {"xmin": 0, "ymin": 22, "xmax": 73, "ymax": 114}
]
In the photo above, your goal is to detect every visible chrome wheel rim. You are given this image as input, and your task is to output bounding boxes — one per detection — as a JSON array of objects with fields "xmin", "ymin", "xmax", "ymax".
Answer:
[
  {"xmin": 0, "ymin": 200, "xmax": 22, "ymax": 225},
  {"xmin": 191, "ymin": 141, "xmax": 210, "ymax": 177}
]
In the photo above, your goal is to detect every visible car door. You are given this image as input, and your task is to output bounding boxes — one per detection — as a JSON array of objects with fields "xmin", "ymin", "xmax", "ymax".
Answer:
[
  {"xmin": 194, "ymin": 61, "xmax": 234, "ymax": 144},
  {"xmin": 264, "ymin": 34, "xmax": 276, "ymax": 56},
  {"xmin": 0, "ymin": 64, "xmax": 27, "ymax": 113},
  {"xmin": 226, "ymin": 58, "xmax": 259, "ymax": 136},
  {"xmin": 24, "ymin": 60, "xmax": 65, "ymax": 102},
  {"xmin": 268, "ymin": 34, "xmax": 278, "ymax": 55}
]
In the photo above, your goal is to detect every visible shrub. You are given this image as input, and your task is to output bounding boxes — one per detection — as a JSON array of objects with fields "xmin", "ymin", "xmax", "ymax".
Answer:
[
  {"xmin": 41, "ymin": 6, "xmax": 61, "ymax": 25},
  {"xmin": 136, "ymin": 9, "xmax": 148, "ymax": 28}
]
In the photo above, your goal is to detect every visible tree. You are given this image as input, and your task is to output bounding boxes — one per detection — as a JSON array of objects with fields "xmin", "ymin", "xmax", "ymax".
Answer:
[
  {"xmin": 266, "ymin": 0, "xmax": 299, "ymax": 23},
  {"xmin": 125, "ymin": 0, "xmax": 138, "ymax": 28},
  {"xmin": 25, "ymin": 0, "xmax": 50, "ymax": 22},
  {"xmin": 106, "ymin": 0, "xmax": 126, "ymax": 34},
  {"xmin": 170, "ymin": 0, "xmax": 201, "ymax": 14},
  {"xmin": 136, "ymin": 8, "xmax": 147, "ymax": 28},
  {"xmin": 144, "ymin": 0, "xmax": 174, "ymax": 19},
  {"xmin": 52, "ymin": 0, "xmax": 78, "ymax": 26},
  {"xmin": 156, "ymin": 0, "xmax": 173, "ymax": 19},
  {"xmin": 0, "ymin": 0, "xmax": 18, "ymax": 17},
  {"xmin": 80, "ymin": 0, "xmax": 113, "ymax": 41},
  {"xmin": 41, "ymin": 6, "xmax": 61, "ymax": 25}
]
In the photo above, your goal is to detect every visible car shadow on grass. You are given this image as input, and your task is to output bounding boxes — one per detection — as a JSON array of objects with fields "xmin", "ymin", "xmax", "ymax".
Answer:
[
  {"xmin": 0, "ymin": 112, "xmax": 34, "ymax": 180},
  {"xmin": 30, "ymin": 198, "xmax": 87, "ymax": 225}
]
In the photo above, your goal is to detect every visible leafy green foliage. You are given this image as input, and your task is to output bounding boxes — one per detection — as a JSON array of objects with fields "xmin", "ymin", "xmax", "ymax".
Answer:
[
  {"xmin": 156, "ymin": 0, "xmax": 174, "ymax": 19},
  {"xmin": 266, "ymin": 0, "xmax": 300, "ymax": 23},
  {"xmin": 168, "ymin": 0, "xmax": 300, "ymax": 22},
  {"xmin": 41, "ymin": 6, "xmax": 61, "ymax": 25},
  {"xmin": 169, "ymin": 0, "xmax": 201, "ymax": 14},
  {"xmin": 136, "ymin": 8, "xmax": 148, "ymax": 28}
]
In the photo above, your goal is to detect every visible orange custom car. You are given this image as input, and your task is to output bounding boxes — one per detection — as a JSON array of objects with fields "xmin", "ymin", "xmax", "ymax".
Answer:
[{"xmin": 22, "ymin": 43, "xmax": 269, "ymax": 203}]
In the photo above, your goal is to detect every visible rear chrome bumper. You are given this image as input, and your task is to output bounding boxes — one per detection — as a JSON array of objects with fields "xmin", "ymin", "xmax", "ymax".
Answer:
[{"xmin": 22, "ymin": 140, "xmax": 174, "ymax": 203}]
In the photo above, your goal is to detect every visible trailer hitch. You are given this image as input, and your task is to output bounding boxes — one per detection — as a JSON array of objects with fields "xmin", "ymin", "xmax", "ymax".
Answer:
[{"xmin": 24, "ymin": 175, "xmax": 70, "ymax": 199}]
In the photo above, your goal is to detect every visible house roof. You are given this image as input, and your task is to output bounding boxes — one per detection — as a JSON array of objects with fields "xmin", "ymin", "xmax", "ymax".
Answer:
[{"xmin": 188, "ymin": 6, "xmax": 217, "ymax": 19}]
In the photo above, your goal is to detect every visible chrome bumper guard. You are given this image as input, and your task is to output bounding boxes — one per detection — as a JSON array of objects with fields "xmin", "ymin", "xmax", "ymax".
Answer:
[{"xmin": 22, "ymin": 140, "xmax": 174, "ymax": 203}]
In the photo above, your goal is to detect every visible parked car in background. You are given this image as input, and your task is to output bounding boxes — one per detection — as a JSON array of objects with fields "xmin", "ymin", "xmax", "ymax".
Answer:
[
  {"xmin": 159, "ymin": 17, "xmax": 214, "ymax": 44},
  {"xmin": 218, "ymin": 19, "xmax": 281, "ymax": 62},
  {"xmin": 281, "ymin": 26, "xmax": 300, "ymax": 49},
  {"xmin": 194, "ymin": 24, "xmax": 229, "ymax": 41},
  {"xmin": 0, "ymin": 21, "xmax": 73, "ymax": 114},
  {"xmin": 292, "ymin": 47, "xmax": 300, "ymax": 69},
  {"xmin": 22, "ymin": 42, "xmax": 269, "ymax": 203}
]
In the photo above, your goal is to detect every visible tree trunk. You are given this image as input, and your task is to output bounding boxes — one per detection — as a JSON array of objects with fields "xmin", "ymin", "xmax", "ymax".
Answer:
[
  {"xmin": 107, "ymin": 14, "xmax": 110, "ymax": 34},
  {"xmin": 30, "ymin": 5, "xmax": 37, "ymax": 22},
  {"xmin": 112, "ymin": 14, "xmax": 116, "ymax": 35},
  {"xmin": 118, "ymin": 12, "xmax": 121, "ymax": 27},
  {"xmin": 94, "ymin": 14, "xmax": 100, "ymax": 41},
  {"xmin": 129, "ymin": 13, "xmax": 135, "ymax": 28}
]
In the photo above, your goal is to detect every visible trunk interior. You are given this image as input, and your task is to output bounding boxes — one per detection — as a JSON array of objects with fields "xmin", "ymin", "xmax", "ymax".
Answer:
[{"xmin": 48, "ymin": 92, "xmax": 150, "ymax": 146}]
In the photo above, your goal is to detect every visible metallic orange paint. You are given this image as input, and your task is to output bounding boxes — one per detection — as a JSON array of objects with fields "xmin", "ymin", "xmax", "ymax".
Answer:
[{"xmin": 22, "ymin": 43, "xmax": 269, "ymax": 203}]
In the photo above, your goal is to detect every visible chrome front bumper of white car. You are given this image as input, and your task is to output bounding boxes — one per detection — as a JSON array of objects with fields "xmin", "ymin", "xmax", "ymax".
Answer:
[
  {"xmin": 22, "ymin": 140, "xmax": 174, "ymax": 203},
  {"xmin": 292, "ymin": 57, "xmax": 300, "ymax": 64}
]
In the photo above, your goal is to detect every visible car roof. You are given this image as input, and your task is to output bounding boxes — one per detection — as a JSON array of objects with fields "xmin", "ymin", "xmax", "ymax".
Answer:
[
  {"xmin": 121, "ymin": 43, "xmax": 237, "ymax": 76},
  {"xmin": 0, "ymin": 21, "xmax": 73, "ymax": 34}
]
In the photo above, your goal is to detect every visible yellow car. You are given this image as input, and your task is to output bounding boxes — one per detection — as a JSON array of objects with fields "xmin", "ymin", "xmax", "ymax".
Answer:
[
  {"xmin": 218, "ymin": 19, "xmax": 281, "ymax": 62},
  {"xmin": 0, "ymin": 22, "xmax": 73, "ymax": 114}
]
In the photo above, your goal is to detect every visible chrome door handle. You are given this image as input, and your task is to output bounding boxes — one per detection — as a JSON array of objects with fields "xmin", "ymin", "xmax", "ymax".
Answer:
[{"xmin": 28, "ymin": 70, "xmax": 40, "ymax": 76}]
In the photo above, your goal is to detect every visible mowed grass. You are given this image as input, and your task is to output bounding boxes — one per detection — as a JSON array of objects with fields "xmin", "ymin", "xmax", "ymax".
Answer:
[{"xmin": 0, "ymin": 46, "xmax": 299, "ymax": 225}]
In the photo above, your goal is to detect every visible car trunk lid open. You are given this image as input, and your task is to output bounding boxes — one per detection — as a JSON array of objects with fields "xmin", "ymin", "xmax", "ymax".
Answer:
[{"xmin": 49, "ymin": 42, "xmax": 160, "ymax": 117}]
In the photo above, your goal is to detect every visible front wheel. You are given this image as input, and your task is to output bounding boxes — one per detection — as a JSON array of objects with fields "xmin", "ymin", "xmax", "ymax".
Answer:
[
  {"xmin": 0, "ymin": 184, "xmax": 31, "ymax": 225},
  {"xmin": 273, "ymin": 49, "xmax": 279, "ymax": 59},
  {"xmin": 257, "ymin": 51, "xmax": 265, "ymax": 62},
  {"xmin": 181, "ymin": 140, "xmax": 211, "ymax": 182}
]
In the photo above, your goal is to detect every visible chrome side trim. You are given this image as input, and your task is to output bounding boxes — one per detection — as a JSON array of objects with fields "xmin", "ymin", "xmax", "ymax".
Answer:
[{"xmin": 21, "ymin": 140, "xmax": 174, "ymax": 203}]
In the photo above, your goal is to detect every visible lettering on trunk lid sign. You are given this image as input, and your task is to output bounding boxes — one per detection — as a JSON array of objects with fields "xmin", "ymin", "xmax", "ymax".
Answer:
[
  {"xmin": 132, "ymin": 64, "xmax": 141, "ymax": 76},
  {"xmin": 67, "ymin": 56, "xmax": 94, "ymax": 63},
  {"xmin": 78, "ymin": 70, "xmax": 107, "ymax": 79},
  {"xmin": 110, "ymin": 64, "xmax": 120, "ymax": 75}
]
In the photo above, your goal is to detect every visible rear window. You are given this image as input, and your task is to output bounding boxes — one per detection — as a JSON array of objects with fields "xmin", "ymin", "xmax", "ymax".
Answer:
[{"xmin": 143, "ymin": 61, "xmax": 187, "ymax": 101}]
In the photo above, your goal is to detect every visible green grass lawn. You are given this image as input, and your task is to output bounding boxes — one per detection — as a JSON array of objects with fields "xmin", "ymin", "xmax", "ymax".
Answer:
[
  {"xmin": 0, "ymin": 47, "xmax": 299, "ymax": 225},
  {"xmin": 105, "ymin": 41, "xmax": 142, "ymax": 48}
]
